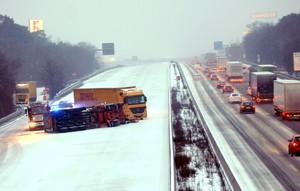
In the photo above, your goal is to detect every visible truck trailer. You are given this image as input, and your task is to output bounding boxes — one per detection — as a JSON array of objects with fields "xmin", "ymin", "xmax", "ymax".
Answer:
[
  {"xmin": 217, "ymin": 56, "xmax": 228, "ymax": 72},
  {"xmin": 274, "ymin": 80, "xmax": 300, "ymax": 120},
  {"xmin": 15, "ymin": 81, "xmax": 37, "ymax": 104},
  {"xmin": 225, "ymin": 61, "xmax": 243, "ymax": 82},
  {"xmin": 250, "ymin": 72, "xmax": 276, "ymax": 103},
  {"xmin": 43, "ymin": 102, "xmax": 126, "ymax": 133},
  {"xmin": 205, "ymin": 52, "xmax": 217, "ymax": 65},
  {"xmin": 44, "ymin": 107, "xmax": 91, "ymax": 133},
  {"xmin": 249, "ymin": 64, "xmax": 276, "ymax": 84},
  {"xmin": 73, "ymin": 86, "xmax": 147, "ymax": 121}
]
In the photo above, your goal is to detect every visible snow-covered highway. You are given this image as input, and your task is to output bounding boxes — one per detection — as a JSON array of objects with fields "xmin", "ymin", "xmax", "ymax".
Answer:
[{"xmin": 0, "ymin": 62, "xmax": 172, "ymax": 191}]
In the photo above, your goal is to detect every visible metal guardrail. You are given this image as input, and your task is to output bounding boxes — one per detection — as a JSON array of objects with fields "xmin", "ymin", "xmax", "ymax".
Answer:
[
  {"xmin": 0, "ymin": 109, "xmax": 24, "ymax": 125},
  {"xmin": 53, "ymin": 65, "xmax": 118, "ymax": 102}
]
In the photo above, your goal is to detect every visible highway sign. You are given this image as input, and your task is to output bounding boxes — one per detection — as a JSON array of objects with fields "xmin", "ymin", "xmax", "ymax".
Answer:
[{"xmin": 102, "ymin": 43, "xmax": 115, "ymax": 55}]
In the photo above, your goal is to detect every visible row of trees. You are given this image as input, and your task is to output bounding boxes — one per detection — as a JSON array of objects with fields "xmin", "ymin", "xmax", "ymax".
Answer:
[
  {"xmin": 0, "ymin": 15, "xmax": 101, "ymax": 118},
  {"xmin": 229, "ymin": 13, "xmax": 300, "ymax": 72}
]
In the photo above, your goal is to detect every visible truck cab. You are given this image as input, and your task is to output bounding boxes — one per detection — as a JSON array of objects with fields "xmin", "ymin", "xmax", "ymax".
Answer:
[{"xmin": 26, "ymin": 102, "xmax": 48, "ymax": 131}]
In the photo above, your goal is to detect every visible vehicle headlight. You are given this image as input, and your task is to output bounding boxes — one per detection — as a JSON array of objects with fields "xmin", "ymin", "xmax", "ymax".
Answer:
[{"xmin": 29, "ymin": 122, "xmax": 37, "ymax": 127}]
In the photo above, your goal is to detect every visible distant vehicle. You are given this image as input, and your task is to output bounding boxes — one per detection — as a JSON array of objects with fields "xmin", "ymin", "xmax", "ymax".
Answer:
[
  {"xmin": 203, "ymin": 67, "xmax": 210, "ymax": 73},
  {"xmin": 246, "ymin": 86, "xmax": 251, "ymax": 95},
  {"xmin": 249, "ymin": 64, "xmax": 276, "ymax": 82},
  {"xmin": 217, "ymin": 81, "xmax": 226, "ymax": 89},
  {"xmin": 225, "ymin": 61, "xmax": 243, "ymax": 83},
  {"xmin": 217, "ymin": 56, "xmax": 228, "ymax": 72},
  {"xmin": 288, "ymin": 134, "xmax": 300, "ymax": 157},
  {"xmin": 240, "ymin": 101, "xmax": 255, "ymax": 113},
  {"xmin": 205, "ymin": 52, "xmax": 217, "ymax": 65},
  {"xmin": 250, "ymin": 72, "xmax": 276, "ymax": 103},
  {"xmin": 228, "ymin": 93, "xmax": 242, "ymax": 104},
  {"xmin": 58, "ymin": 101, "xmax": 73, "ymax": 109},
  {"xmin": 193, "ymin": 74, "xmax": 202, "ymax": 80},
  {"xmin": 193, "ymin": 64, "xmax": 201, "ymax": 69},
  {"xmin": 210, "ymin": 73, "xmax": 218, "ymax": 80},
  {"xmin": 243, "ymin": 64, "xmax": 250, "ymax": 74},
  {"xmin": 15, "ymin": 81, "xmax": 37, "ymax": 104},
  {"xmin": 222, "ymin": 84, "xmax": 234, "ymax": 93},
  {"xmin": 274, "ymin": 80, "xmax": 300, "ymax": 120}
]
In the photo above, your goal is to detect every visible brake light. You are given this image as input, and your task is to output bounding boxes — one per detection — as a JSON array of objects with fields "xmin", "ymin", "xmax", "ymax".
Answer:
[
  {"xmin": 292, "ymin": 142, "xmax": 298, "ymax": 147},
  {"xmin": 241, "ymin": 106, "xmax": 245, "ymax": 109}
]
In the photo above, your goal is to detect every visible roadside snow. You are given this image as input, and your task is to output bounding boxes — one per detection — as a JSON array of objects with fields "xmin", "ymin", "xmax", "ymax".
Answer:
[{"xmin": 170, "ymin": 62, "xmax": 225, "ymax": 191}]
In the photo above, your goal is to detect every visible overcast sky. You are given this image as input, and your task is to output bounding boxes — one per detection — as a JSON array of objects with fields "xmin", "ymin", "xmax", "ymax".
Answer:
[{"xmin": 1, "ymin": 0, "xmax": 299, "ymax": 60}]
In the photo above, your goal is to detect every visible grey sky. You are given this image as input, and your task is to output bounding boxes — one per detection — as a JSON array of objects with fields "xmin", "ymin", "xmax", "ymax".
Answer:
[{"xmin": 1, "ymin": 0, "xmax": 299, "ymax": 59}]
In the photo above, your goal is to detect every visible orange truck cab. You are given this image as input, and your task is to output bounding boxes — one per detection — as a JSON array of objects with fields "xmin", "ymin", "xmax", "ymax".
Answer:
[{"xmin": 73, "ymin": 86, "xmax": 147, "ymax": 121}]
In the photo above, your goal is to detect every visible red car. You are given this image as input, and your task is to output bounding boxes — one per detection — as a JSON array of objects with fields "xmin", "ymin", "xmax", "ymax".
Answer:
[
  {"xmin": 288, "ymin": 134, "xmax": 300, "ymax": 157},
  {"xmin": 216, "ymin": 81, "xmax": 226, "ymax": 89}
]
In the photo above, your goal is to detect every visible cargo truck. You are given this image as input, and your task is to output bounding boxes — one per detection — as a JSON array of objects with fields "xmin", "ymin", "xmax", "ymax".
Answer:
[
  {"xmin": 73, "ymin": 86, "xmax": 147, "ymax": 121},
  {"xmin": 250, "ymin": 72, "xmax": 276, "ymax": 103},
  {"xmin": 225, "ymin": 61, "xmax": 243, "ymax": 82},
  {"xmin": 15, "ymin": 81, "xmax": 37, "ymax": 104},
  {"xmin": 274, "ymin": 80, "xmax": 300, "ymax": 120},
  {"xmin": 205, "ymin": 52, "xmax": 217, "ymax": 65},
  {"xmin": 249, "ymin": 64, "xmax": 276, "ymax": 84},
  {"xmin": 217, "ymin": 56, "xmax": 228, "ymax": 72}
]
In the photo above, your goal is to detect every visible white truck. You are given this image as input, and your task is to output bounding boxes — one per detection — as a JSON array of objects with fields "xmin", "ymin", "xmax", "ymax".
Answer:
[
  {"xmin": 274, "ymin": 79, "xmax": 300, "ymax": 120},
  {"xmin": 205, "ymin": 52, "xmax": 217, "ymax": 65},
  {"xmin": 225, "ymin": 61, "xmax": 243, "ymax": 82},
  {"xmin": 217, "ymin": 56, "xmax": 228, "ymax": 72}
]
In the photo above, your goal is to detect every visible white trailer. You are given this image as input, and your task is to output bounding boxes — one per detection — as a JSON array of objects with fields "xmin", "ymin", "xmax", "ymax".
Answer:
[
  {"xmin": 274, "ymin": 79, "xmax": 300, "ymax": 120},
  {"xmin": 226, "ymin": 61, "xmax": 243, "ymax": 82},
  {"xmin": 217, "ymin": 57, "xmax": 228, "ymax": 72}
]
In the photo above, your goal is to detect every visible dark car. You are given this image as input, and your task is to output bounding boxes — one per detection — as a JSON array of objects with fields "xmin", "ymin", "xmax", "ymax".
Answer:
[
  {"xmin": 240, "ymin": 101, "xmax": 255, "ymax": 113},
  {"xmin": 216, "ymin": 81, "xmax": 226, "ymax": 88},
  {"xmin": 222, "ymin": 84, "xmax": 234, "ymax": 93},
  {"xmin": 58, "ymin": 101, "xmax": 73, "ymax": 109},
  {"xmin": 204, "ymin": 68, "xmax": 210, "ymax": 73},
  {"xmin": 288, "ymin": 135, "xmax": 300, "ymax": 157}
]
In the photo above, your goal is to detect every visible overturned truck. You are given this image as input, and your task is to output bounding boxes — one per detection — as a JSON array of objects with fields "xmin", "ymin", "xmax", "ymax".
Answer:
[{"xmin": 44, "ymin": 103, "xmax": 126, "ymax": 133}]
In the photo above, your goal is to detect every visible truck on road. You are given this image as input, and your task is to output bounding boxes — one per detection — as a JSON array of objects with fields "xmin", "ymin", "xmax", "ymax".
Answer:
[
  {"xmin": 15, "ymin": 81, "xmax": 37, "ymax": 104},
  {"xmin": 217, "ymin": 56, "xmax": 228, "ymax": 72},
  {"xmin": 73, "ymin": 86, "xmax": 147, "ymax": 121},
  {"xmin": 225, "ymin": 61, "xmax": 243, "ymax": 82},
  {"xmin": 205, "ymin": 52, "xmax": 217, "ymax": 65},
  {"xmin": 274, "ymin": 80, "xmax": 300, "ymax": 120},
  {"xmin": 25, "ymin": 101, "xmax": 48, "ymax": 131},
  {"xmin": 249, "ymin": 64, "xmax": 276, "ymax": 84},
  {"xmin": 250, "ymin": 72, "xmax": 276, "ymax": 103}
]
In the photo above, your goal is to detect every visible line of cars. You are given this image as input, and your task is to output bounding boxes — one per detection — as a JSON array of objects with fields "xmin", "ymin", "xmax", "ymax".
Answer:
[
  {"xmin": 215, "ymin": 77, "xmax": 255, "ymax": 114},
  {"xmin": 204, "ymin": 67, "xmax": 256, "ymax": 114},
  {"xmin": 197, "ymin": 63, "xmax": 299, "ymax": 157}
]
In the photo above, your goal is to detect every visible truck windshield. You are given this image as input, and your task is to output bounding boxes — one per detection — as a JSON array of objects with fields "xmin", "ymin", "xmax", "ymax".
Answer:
[
  {"xmin": 28, "ymin": 107, "xmax": 47, "ymax": 114},
  {"xmin": 126, "ymin": 95, "xmax": 146, "ymax": 105},
  {"xmin": 16, "ymin": 88, "xmax": 29, "ymax": 93}
]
